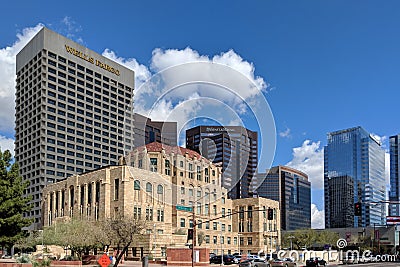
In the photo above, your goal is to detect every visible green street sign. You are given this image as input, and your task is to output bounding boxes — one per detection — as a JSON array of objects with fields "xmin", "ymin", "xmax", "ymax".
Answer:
[{"xmin": 176, "ymin": 205, "xmax": 193, "ymax": 212}]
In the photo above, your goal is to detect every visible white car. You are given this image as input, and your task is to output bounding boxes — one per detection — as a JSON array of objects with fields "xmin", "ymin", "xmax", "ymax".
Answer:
[{"xmin": 247, "ymin": 255, "xmax": 261, "ymax": 260}]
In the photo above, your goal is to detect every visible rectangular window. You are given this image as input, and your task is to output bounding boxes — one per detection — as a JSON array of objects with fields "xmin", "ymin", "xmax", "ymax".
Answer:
[
  {"xmin": 150, "ymin": 158, "xmax": 157, "ymax": 172},
  {"xmin": 213, "ymin": 222, "xmax": 218, "ymax": 230},
  {"xmin": 146, "ymin": 207, "xmax": 153, "ymax": 221},
  {"xmin": 157, "ymin": 210, "xmax": 164, "ymax": 222},
  {"xmin": 114, "ymin": 179, "xmax": 119, "ymax": 200}
]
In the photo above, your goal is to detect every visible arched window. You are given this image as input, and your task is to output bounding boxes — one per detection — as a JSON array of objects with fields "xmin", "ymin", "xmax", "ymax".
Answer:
[
  {"xmin": 157, "ymin": 185, "xmax": 163, "ymax": 194},
  {"xmin": 157, "ymin": 184, "xmax": 164, "ymax": 204},
  {"xmin": 133, "ymin": 180, "xmax": 141, "ymax": 202},
  {"xmin": 146, "ymin": 182, "xmax": 153, "ymax": 193},
  {"xmin": 134, "ymin": 180, "xmax": 140, "ymax": 190},
  {"xmin": 146, "ymin": 182, "xmax": 153, "ymax": 203}
]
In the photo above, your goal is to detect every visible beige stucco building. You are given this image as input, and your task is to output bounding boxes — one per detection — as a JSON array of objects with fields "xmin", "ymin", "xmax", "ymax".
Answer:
[{"xmin": 42, "ymin": 142, "xmax": 280, "ymax": 259}]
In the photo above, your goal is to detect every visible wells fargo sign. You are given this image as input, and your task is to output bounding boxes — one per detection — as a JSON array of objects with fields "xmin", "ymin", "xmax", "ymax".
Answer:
[{"xmin": 65, "ymin": 45, "xmax": 120, "ymax": 76}]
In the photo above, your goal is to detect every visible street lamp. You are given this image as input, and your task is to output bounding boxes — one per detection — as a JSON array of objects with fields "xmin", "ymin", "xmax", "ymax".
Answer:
[
  {"xmin": 38, "ymin": 230, "xmax": 44, "ymax": 257},
  {"xmin": 153, "ymin": 223, "xmax": 156, "ymax": 258},
  {"xmin": 220, "ymin": 221, "xmax": 224, "ymax": 266},
  {"xmin": 189, "ymin": 184, "xmax": 197, "ymax": 267},
  {"xmin": 287, "ymin": 236, "xmax": 295, "ymax": 251},
  {"xmin": 237, "ymin": 233, "xmax": 242, "ymax": 254}
]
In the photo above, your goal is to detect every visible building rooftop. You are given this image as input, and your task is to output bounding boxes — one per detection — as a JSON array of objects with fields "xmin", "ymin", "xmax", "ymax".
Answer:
[{"xmin": 133, "ymin": 142, "xmax": 210, "ymax": 162}]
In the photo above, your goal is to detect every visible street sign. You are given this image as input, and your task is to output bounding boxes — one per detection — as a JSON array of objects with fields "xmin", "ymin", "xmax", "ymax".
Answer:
[
  {"xmin": 98, "ymin": 254, "xmax": 111, "ymax": 267},
  {"xmin": 176, "ymin": 205, "xmax": 193, "ymax": 212}
]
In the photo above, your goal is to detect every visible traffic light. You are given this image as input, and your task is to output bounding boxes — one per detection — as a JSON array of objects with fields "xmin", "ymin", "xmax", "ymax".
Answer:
[
  {"xmin": 267, "ymin": 208, "xmax": 273, "ymax": 220},
  {"xmin": 354, "ymin": 202, "xmax": 362, "ymax": 216},
  {"xmin": 187, "ymin": 228, "xmax": 194, "ymax": 241}
]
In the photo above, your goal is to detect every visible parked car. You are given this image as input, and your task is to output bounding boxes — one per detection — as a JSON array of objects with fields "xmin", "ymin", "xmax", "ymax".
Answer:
[
  {"xmin": 270, "ymin": 258, "xmax": 297, "ymax": 267},
  {"xmin": 239, "ymin": 258, "xmax": 270, "ymax": 267},
  {"xmin": 210, "ymin": 255, "xmax": 236, "ymax": 265},
  {"xmin": 305, "ymin": 257, "xmax": 327, "ymax": 267},
  {"xmin": 234, "ymin": 254, "xmax": 243, "ymax": 261},
  {"xmin": 253, "ymin": 258, "xmax": 271, "ymax": 267},
  {"xmin": 247, "ymin": 255, "xmax": 261, "ymax": 260},
  {"xmin": 239, "ymin": 259, "xmax": 254, "ymax": 267}
]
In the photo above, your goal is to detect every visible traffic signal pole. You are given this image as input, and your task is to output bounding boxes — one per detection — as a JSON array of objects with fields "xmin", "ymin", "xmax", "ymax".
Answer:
[{"xmin": 192, "ymin": 209, "xmax": 196, "ymax": 267}]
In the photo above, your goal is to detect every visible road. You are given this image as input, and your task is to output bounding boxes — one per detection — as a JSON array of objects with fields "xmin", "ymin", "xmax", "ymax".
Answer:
[{"xmin": 324, "ymin": 263, "xmax": 400, "ymax": 267}]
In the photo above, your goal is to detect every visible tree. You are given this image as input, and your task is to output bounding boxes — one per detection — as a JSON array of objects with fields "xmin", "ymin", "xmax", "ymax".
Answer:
[
  {"xmin": 282, "ymin": 229, "xmax": 339, "ymax": 250},
  {"xmin": 0, "ymin": 149, "xmax": 33, "ymax": 252},
  {"xmin": 99, "ymin": 215, "xmax": 147, "ymax": 267},
  {"xmin": 43, "ymin": 219, "xmax": 103, "ymax": 260}
]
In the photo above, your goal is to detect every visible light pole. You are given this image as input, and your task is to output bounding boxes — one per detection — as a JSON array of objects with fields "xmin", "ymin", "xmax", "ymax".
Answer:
[
  {"xmin": 268, "ymin": 231, "xmax": 273, "ymax": 254},
  {"xmin": 287, "ymin": 236, "xmax": 295, "ymax": 251},
  {"xmin": 190, "ymin": 184, "xmax": 196, "ymax": 267},
  {"xmin": 38, "ymin": 230, "xmax": 44, "ymax": 257},
  {"xmin": 220, "ymin": 222, "xmax": 224, "ymax": 266},
  {"xmin": 153, "ymin": 223, "xmax": 156, "ymax": 258},
  {"xmin": 237, "ymin": 233, "xmax": 242, "ymax": 254}
]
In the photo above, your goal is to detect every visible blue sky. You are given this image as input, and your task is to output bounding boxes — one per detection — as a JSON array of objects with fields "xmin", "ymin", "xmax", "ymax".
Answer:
[{"xmin": 1, "ymin": 1, "xmax": 399, "ymax": 228}]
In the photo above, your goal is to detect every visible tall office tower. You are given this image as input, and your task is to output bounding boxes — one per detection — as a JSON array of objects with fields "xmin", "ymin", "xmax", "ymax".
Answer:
[
  {"xmin": 255, "ymin": 166, "xmax": 311, "ymax": 230},
  {"xmin": 324, "ymin": 127, "xmax": 386, "ymax": 228},
  {"xmin": 326, "ymin": 175, "xmax": 354, "ymax": 228},
  {"xmin": 15, "ymin": 27, "xmax": 134, "ymax": 227},
  {"xmin": 133, "ymin": 113, "xmax": 177, "ymax": 147},
  {"xmin": 186, "ymin": 126, "xmax": 258, "ymax": 199},
  {"xmin": 389, "ymin": 134, "xmax": 400, "ymax": 216}
]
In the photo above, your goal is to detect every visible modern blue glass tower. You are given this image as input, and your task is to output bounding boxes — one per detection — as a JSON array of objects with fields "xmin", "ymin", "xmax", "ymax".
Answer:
[
  {"xmin": 389, "ymin": 134, "xmax": 400, "ymax": 216},
  {"xmin": 324, "ymin": 126, "xmax": 386, "ymax": 228}
]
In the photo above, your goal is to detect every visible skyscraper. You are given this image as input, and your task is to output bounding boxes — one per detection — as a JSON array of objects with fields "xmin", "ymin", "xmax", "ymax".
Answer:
[
  {"xmin": 324, "ymin": 126, "xmax": 386, "ymax": 228},
  {"xmin": 255, "ymin": 166, "xmax": 311, "ymax": 230},
  {"xmin": 389, "ymin": 134, "xmax": 400, "ymax": 216},
  {"xmin": 15, "ymin": 27, "xmax": 134, "ymax": 227},
  {"xmin": 186, "ymin": 126, "xmax": 258, "ymax": 199},
  {"xmin": 133, "ymin": 113, "xmax": 177, "ymax": 147}
]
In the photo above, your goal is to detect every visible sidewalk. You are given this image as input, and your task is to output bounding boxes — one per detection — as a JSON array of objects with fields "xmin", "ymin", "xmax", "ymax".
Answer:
[{"xmin": 119, "ymin": 260, "xmax": 165, "ymax": 267}]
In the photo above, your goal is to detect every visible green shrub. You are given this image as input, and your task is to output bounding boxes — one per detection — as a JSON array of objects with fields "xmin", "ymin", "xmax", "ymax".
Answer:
[{"xmin": 16, "ymin": 255, "xmax": 31, "ymax": 263}]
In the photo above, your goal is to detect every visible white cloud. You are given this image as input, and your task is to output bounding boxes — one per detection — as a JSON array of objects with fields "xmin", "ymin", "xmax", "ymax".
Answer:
[
  {"xmin": 286, "ymin": 140, "xmax": 324, "ymax": 189},
  {"xmin": 1, "ymin": 27, "xmax": 275, "ymax": 168},
  {"xmin": 102, "ymin": 49, "xmax": 151, "ymax": 89},
  {"xmin": 105, "ymin": 47, "xmax": 275, "ymax": 161},
  {"xmin": 150, "ymin": 47, "xmax": 209, "ymax": 71},
  {"xmin": 311, "ymin": 204, "xmax": 325, "ymax": 229},
  {"xmin": 279, "ymin": 127, "xmax": 291, "ymax": 138},
  {"xmin": 0, "ymin": 135, "xmax": 15, "ymax": 155},
  {"xmin": 0, "ymin": 24, "xmax": 43, "ymax": 134},
  {"xmin": 60, "ymin": 16, "xmax": 83, "ymax": 44}
]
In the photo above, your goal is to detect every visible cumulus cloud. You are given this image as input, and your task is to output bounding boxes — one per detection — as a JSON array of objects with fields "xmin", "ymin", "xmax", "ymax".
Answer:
[
  {"xmin": 102, "ymin": 49, "xmax": 151, "ymax": 88},
  {"xmin": 0, "ymin": 24, "xmax": 43, "ymax": 135},
  {"xmin": 0, "ymin": 135, "xmax": 15, "ymax": 155},
  {"xmin": 311, "ymin": 204, "xmax": 325, "ymax": 229},
  {"xmin": 104, "ymin": 47, "xmax": 275, "ymax": 158},
  {"xmin": 286, "ymin": 140, "xmax": 324, "ymax": 189},
  {"xmin": 1, "ymin": 25, "xmax": 275, "ymax": 169},
  {"xmin": 279, "ymin": 127, "xmax": 291, "ymax": 138}
]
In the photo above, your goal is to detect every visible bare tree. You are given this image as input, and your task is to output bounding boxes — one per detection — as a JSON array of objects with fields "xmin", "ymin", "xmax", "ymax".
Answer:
[{"xmin": 100, "ymin": 215, "xmax": 147, "ymax": 267}]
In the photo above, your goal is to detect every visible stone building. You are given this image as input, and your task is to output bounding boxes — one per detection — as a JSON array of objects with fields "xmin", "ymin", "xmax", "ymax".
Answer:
[{"xmin": 42, "ymin": 142, "xmax": 280, "ymax": 259}]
